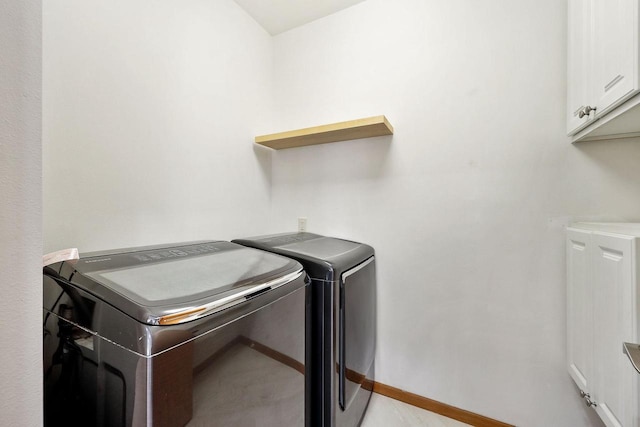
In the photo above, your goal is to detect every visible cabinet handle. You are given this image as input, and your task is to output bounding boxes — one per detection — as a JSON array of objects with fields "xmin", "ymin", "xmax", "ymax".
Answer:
[
  {"xmin": 579, "ymin": 390, "xmax": 597, "ymax": 407},
  {"xmin": 578, "ymin": 106, "xmax": 596, "ymax": 118}
]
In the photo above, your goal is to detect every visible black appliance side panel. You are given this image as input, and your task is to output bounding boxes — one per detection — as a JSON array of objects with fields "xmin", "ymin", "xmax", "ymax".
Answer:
[
  {"xmin": 338, "ymin": 257, "xmax": 376, "ymax": 424},
  {"xmin": 308, "ymin": 278, "xmax": 332, "ymax": 427},
  {"xmin": 43, "ymin": 274, "xmax": 147, "ymax": 427}
]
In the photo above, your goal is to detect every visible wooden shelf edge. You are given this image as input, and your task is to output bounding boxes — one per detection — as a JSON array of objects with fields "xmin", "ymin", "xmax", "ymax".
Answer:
[{"xmin": 255, "ymin": 115, "xmax": 394, "ymax": 150}]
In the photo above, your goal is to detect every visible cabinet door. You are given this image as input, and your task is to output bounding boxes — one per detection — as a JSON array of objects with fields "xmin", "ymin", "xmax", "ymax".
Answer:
[
  {"xmin": 567, "ymin": 0, "xmax": 596, "ymax": 135},
  {"xmin": 567, "ymin": 228, "xmax": 593, "ymax": 392},
  {"xmin": 591, "ymin": 233, "xmax": 638, "ymax": 427},
  {"xmin": 592, "ymin": 0, "xmax": 639, "ymax": 117}
]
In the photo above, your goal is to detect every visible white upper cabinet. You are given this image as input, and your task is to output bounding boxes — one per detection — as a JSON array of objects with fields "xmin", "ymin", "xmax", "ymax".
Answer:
[
  {"xmin": 592, "ymin": 0, "xmax": 639, "ymax": 115},
  {"xmin": 567, "ymin": 0, "xmax": 596, "ymax": 134},
  {"xmin": 567, "ymin": 0, "xmax": 640, "ymax": 141}
]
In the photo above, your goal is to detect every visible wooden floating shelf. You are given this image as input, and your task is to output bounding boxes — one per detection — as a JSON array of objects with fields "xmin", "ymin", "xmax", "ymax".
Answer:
[{"xmin": 255, "ymin": 115, "xmax": 394, "ymax": 150}]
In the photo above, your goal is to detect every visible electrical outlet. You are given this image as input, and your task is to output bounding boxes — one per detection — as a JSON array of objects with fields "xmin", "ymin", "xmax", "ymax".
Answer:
[{"xmin": 298, "ymin": 217, "xmax": 307, "ymax": 232}]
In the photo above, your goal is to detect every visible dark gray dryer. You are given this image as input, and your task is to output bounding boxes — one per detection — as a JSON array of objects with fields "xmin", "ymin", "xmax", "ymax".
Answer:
[
  {"xmin": 43, "ymin": 241, "xmax": 311, "ymax": 427},
  {"xmin": 232, "ymin": 233, "xmax": 376, "ymax": 427}
]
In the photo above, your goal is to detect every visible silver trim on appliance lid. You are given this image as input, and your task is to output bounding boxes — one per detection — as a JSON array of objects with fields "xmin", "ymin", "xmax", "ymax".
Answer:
[
  {"xmin": 152, "ymin": 268, "xmax": 304, "ymax": 325},
  {"xmin": 341, "ymin": 256, "xmax": 375, "ymax": 281},
  {"xmin": 623, "ymin": 342, "xmax": 640, "ymax": 374}
]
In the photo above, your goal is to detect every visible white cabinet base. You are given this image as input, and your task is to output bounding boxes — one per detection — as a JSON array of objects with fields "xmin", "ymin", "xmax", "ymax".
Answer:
[{"xmin": 567, "ymin": 223, "xmax": 640, "ymax": 427}]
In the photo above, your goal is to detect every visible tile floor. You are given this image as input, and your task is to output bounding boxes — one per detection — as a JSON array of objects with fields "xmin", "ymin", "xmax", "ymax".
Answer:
[{"xmin": 360, "ymin": 393, "xmax": 472, "ymax": 427}]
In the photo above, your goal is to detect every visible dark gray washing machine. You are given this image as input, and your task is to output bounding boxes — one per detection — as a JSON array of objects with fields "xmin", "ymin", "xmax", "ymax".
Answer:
[
  {"xmin": 232, "ymin": 233, "xmax": 376, "ymax": 427},
  {"xmin": 43, "ymin": 241, "xmax": 311, "ymax": 427}
]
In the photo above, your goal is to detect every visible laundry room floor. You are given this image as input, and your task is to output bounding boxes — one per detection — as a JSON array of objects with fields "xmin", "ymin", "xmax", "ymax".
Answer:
[{"xmin": 360, "ymin": 393, "xmax": 472, "ymax": 427}]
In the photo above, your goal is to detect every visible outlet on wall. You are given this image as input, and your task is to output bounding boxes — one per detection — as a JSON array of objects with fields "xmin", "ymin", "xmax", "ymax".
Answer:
[{"xmin": 298, "ymin": 217, "xmax": 307, "ymax": 232}]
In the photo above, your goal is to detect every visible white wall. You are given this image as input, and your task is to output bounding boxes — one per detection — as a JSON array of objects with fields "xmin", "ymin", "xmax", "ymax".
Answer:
[
  {"xmin": 0, "ymin": 0, "xmax": 42, "ymax": 425},
  {"xmin": 43, "ymin": 0, "xmax": 274, "ymax": 253},
  {"xmin": 41, "ymin": 0, "xmax": 640, "ymax": 425},
  {"xmin": 268, "ymin": 0, "xmax": 640, "ymax": 425}
]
